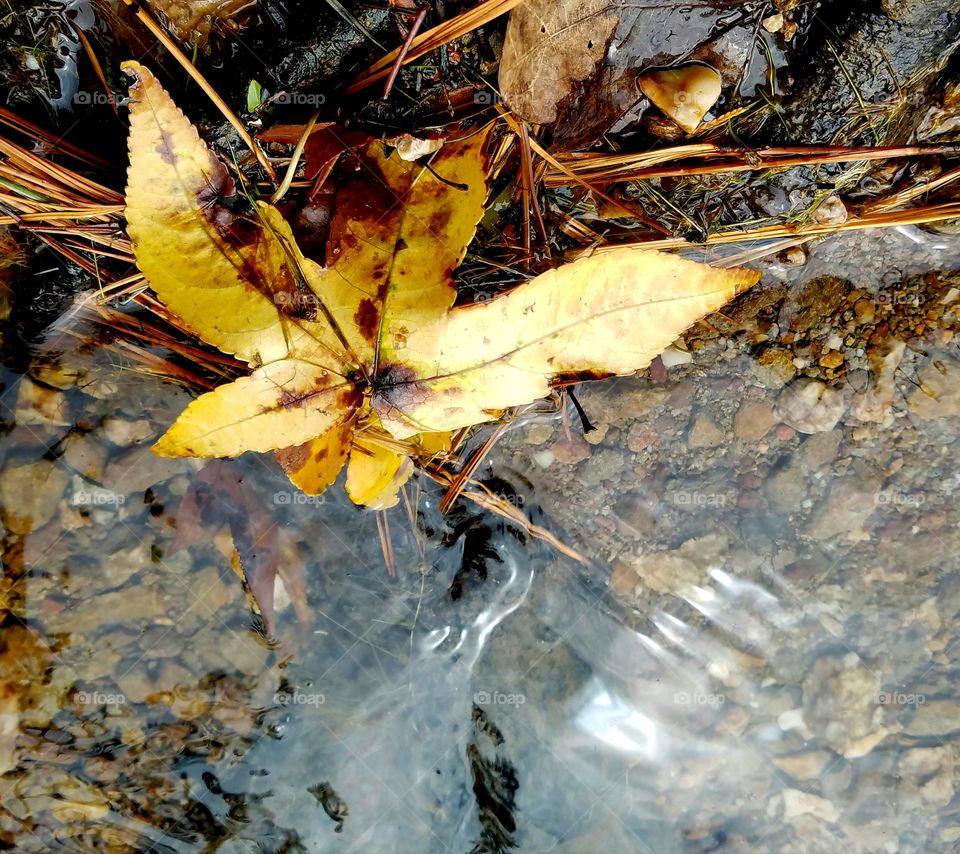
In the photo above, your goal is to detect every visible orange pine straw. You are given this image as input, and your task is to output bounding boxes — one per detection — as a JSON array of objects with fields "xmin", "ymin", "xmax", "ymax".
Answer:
[
  {"xmin": 574, "ymin": 202, "xmax": 960, "ymax": 257},
  {"xmin": 544, "ymin": 143, "xmax": 960, "ymax": 186},
  {"xmin": 346, "ymin": 0, "xmax": 524, "ymax": 94}
]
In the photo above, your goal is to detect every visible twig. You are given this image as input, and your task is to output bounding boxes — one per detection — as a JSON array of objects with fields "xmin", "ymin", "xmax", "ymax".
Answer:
[{"xmin": 119, "ymin": 0, "xmax": 277, "ymax": 182}]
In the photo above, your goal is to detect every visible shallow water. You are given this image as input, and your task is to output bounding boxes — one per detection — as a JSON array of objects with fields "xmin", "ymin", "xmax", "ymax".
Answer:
[{"xmin": 2, "ymin": 228, "xmax": 960, "ymax": 852}]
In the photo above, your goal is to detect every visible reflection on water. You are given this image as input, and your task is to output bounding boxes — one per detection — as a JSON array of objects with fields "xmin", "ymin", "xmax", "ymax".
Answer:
[{"xmin": 2, "ymin": 228, "xmax": 960, "ymax": 851}]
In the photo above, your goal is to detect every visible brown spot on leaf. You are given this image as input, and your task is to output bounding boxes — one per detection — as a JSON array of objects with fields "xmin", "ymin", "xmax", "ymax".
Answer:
[
  {"xmin": 276, "ymin": 443, "xmax": 310, "ymax": 473},
  {"xmin": 354, "ymin": 298, "xmax": 379, "ymax": 342},
  {"xmin": 156, "ymin": 130, "xmax": 177, "ymax": 165}
]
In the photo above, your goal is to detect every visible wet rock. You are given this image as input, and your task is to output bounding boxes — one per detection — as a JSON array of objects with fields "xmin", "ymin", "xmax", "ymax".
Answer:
[
  {"xmin": 734, "ymin": 399, "xmax": 778, "ymax": 442},
  {"xmin": 612, "ymin": 492, "xmax": 656, "ymax": 537},
  {"xmin": 775, "ymin": 380, "xmax": 845, "ymax": 434},
  {"xmin": 101, "ymin": 445, "xmax": 193, "ymax": 495},
  {"xmin": 801, "ymin": 653, "xmax": 887, "ymax": 758},
  {"xmin": 898, "ymin": 746, "xmax": 954, "ymax": 807},
  {"xmin": 102, "ymin": 418, "xmax": 156, "ymax": 447},
  {"xmin": 580, "ymin": 447, "xmax": 624, "ymax": 485},
  {"xmin": 805, "ymin": 471, "xmax": 883, "ymax": 542},
  {"xmin": 61, "ymin": 432, "xmax": 107, "ymax": 480},
  {"xmin": 0, "ymin": 459, "xmax": 69, "ymax": 534},
  {"xmin": 15, "ymin": 377, "xmax": 70, "ymax": 427},
  {"xmin": 764, "ymin": 463, "xmax": 807, "ymax": 516},
  {"xmin": 687, "ymin": 412, "xmax": 726, "ymax": 449},
  {"xmin": 523, "ymin": 422, "xmax": 554, "ymax": 445},
  {"xmin": 799, "ymin": 430, "xmax": 842, "ymax": 471},
  {"xmin": 848, "ymin": 339, "xmax": 905, "ymax": 427},
  {"xmin": 903, "ymin": 699, "xmax": 960, "ymax": 737},
  {"xmin": 909, "ymin": 357, "xmax": 960, "ymax": 420},
  {"xmin": 0, "ymin": 679, "xmax": 18, "ymax": 775},
  {"xmin": 550, "ymin": 436, "xmax": 591, "ymax": 465},
  {"xmin": 754, "ymin": 346, "xmax": 797, "ymax": 387},
  {"xmin": 659, "ymin": 346, "xmax": 693, "ymax": 369},
  {"xmin": 781, "ymin": 789, "xmax": 840, "ymax": 824},
  {"xmin": 772, "ymin": 751, "xmax": 833, "ymax": 781},
  {"xmin": 612, "ymin": 532, "xmax": 728, "ymax": 596},
  {"xmin": 789, "ymin": 277, "xmax": 849, "ymax": 335}
]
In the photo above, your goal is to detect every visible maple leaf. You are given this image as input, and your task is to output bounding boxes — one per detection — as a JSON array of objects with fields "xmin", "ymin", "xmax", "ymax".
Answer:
[{"xmin": 123, "ymin": 62, "xmax": 759, "ymax": 507}]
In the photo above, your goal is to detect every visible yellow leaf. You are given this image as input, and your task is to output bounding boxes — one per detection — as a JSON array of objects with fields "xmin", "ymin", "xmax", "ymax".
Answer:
[
  {"xmin": 345, "ymin": 432, "xmax": 414, "ymax": 510},
  {"xmin": 276, "ymin": 416, "xmax": 356, "ymax": 496},
  {"xmin": 124, "ymin": 61, "xmax": 343, "ymax": 367},
  {"xmin": 154, "ymin": 360, "xmax": 360, "ymax": 458},
  {"xmin": 374, "ymin": 248, "xmax": 759, "ymax": 437},
  {"xmin": 301, "ymin": 129, "xmax": 494, "ymax": 366},
  {"xmin": 127, "ymin": 64, "xmax": 758, "ymax": 509}
]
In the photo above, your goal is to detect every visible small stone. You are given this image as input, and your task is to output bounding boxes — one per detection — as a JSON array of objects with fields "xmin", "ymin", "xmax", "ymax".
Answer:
[
  {"xmin": 764, "ymin": 464, "xmax": 806, "ymax": 515},
  {"xmin": 805, "ymin": 474, "xmax": 882, "ymax": 541},
  {"xmin": 15, "ymin": 378, "xmax": 70, "ymax": 427},
  {"xmin": 550, "ymin": 436, "xmax": 591, "ymax": 465},
  {"xmin": 614, "ymin": 533, "xmax": 727, "ymax": 596},
  {"xmin": 612, "ymin": 492, "xmax": 656, "ymax": 537},
  {"xmin": 801, "ymin": 653, "xmax": 887, "ymax": 758},
  {"xmin": 733, "ymin": 400, "xmax": 777, "ymax": 442},
  {"xmin": 774, "ymin": 424, "xmax": 796, "ymax": 441},
  {"xmin": 853, "ymin": 298, "xmax": 875, "ymax": 324},
  {"xmin": 687, "ymin": 413, "xmax": 725, "ymax": 448},
  {"xmin": 659, "ymin": 346, "xmax": 693, "ymax": 368},
  {"xmin": 819, "ymin": 350, "xmax": 844, "ymax": 369},
  {"xmin": 812, "ymin": 196, "xmax": 847, "ymax": 227},
  {"xmin": 101, "ymin": 446, "xmax": 192, "ymax": 494},
  {"xmin": 580, "ymin": 447, "xmax": 623, "ymax": 485},
  {"xmin": 523, "ymin": 422, "xmax": 554, "ymax": 445},
  {"xmin": 102, "ymin": 418, "xmax": 156, "ymax": 447},
  {"xmin": 755, "ymin": 346, "xmax": 797, "ymax": 387},
  {"xmin": 773, "ymin": 751, "xmax": 832, "ymax": 781},
  {"xmin": 775, "ymin": 380, "xmax": 845, "ymax": 434},
  {"xmin": 800, "ymin": 430, "xmax": 841, "ymax": 471},
  {"xmin": 626, "ymin": 424, "xmax": 658, "ymax": 452},
  {"xmin": 909, "ymin": 357, "xmax": 960, "ymax": 420},
  {"xmin": 778, "ymin": 245, "xmax": 807, "ymax": 266},
  {"xmin": 781, "ymin": 789, "xmax": 840, "ymax": 824},
  {"xmin": 61, "ymin": 432, "xmax": 107, "ymax": 480},
  {"xmin": 762, "ymin": 12, "xmax": 784, "ymax": 32},
  {"xmin": 584, "ymin": 422, "xmax": 609, "ymax": 446},
  {"xmin": 903, "ymin": 699, "xmax": 960, "ymax": 737},
  {"xmin": 899, "ymin": 746, "xmax": 954, "ymax": 806},
  {"xmin": 0, "ymin": 459, "xmax": 70, "ymax": 534}
]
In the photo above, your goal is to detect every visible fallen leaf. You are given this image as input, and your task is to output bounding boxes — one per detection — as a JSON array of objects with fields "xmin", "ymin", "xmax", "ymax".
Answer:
[
  {"xmin": 170, "ymin": 460, "xmax": 309, "ymax": 634},
  {"xmin": 125, "ymin": 63, "xmax": 758, "ymax": 508},
  {"xmin": 498, "ymin": 0, "xmax": 757, "ymax": 145},
  {"xmin": 499, "ymin": 0, "xmax": 618, "ymax": 125}
]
